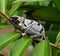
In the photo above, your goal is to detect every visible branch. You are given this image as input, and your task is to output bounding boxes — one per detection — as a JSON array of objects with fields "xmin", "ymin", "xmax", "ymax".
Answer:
[
  {"xmin": 34, "ymin": 38, "xmax": 60, "ymax": 50},
  {"xmin": 0, "ymin": 10, "xmax": 9, "ymax": 21},
  {"xmin": 0, "ymin": 10, "xmax": 60, "ymax": 50}
]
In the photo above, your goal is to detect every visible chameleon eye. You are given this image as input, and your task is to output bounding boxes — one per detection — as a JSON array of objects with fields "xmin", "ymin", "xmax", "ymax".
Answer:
[
  {"xmin": 16, "ymin": 20, "xmax": 20, "ymax": 24},
  {"xmin": 10, "ymin": 17, "xmax": 18, "ymax": 20},
  {"xmin": 13, "ymin": 17, "xmax": 18, "ymax": 20},
  {"xmin": 38, "ymin": 23, "xmax": 40, "ymax": 26}
]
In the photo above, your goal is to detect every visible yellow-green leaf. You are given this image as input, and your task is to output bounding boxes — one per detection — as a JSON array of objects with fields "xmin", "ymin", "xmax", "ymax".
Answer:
[
  {"xmin": 0, "ymin": 0, "xmax": 7, "ymax": 23},
  {"xmin": 0, "ymin": 23, "xmax": 13, "ymax": 28},
  {"xmin": 14, "ymin": 0, "xmax": 51, "ymax": 2},
  {"xmin": 33, "ymin": 40, "xmax": 50, "ymax": 56},
  {"xmin": 9, "ymin": 35, "xmax": 32, "ymax": 56},
  {"xmin": 0, "ymin": 31, "xmax": 20, "ymax": 50},
  {"xmin": 53, "ymin": 0, "xmax": 60, "ymax": 12},
  {"xmin": 9, "ymin": 2, "xmax": 22, "ymax": 16},
  {"xmin": 56, "ymin": 32, "xmax": 60, "ymax": 42}
]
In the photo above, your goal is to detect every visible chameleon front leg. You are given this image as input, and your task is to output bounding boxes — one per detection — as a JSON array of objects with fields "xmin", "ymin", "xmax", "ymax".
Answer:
[{"xmin": 22, "ymin": 32, "xmax": 26, "ymax": 36}]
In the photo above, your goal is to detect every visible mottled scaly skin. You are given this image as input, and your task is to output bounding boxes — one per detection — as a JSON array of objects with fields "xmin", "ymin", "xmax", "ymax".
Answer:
[{"xmin": 9, "ymin": 15, "xmax": 45, "ymax": 39}]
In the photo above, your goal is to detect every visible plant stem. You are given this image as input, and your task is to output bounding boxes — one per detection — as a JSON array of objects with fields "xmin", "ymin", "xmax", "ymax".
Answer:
[
  {"xmin": 0, "ymin": 10, "xmax": 9, "ymax": 20},
  {"xmin": 0, "ymin": 10, "xmax": 23, "ymax": 32},
  {"xmin": 34, "ymin": 38, "xmax": 60, "ymax": 50}
]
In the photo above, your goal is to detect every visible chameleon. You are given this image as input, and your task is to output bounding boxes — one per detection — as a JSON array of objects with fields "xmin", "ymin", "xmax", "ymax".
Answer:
[{"xmin": 9, "ymin": 15, "xmax": 45, "ymax": 40}]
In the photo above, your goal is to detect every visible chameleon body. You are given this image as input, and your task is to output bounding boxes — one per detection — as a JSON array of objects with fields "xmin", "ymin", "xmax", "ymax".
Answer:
[{"xmin": 9, "ymin": 16, "xmax": 45, "ymax": 39}]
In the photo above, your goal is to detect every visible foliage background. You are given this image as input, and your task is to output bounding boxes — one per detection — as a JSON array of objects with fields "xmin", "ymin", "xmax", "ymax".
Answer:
[{"xmin": 0, "ymin": 0, "xmax": 60, "ymax": 56}]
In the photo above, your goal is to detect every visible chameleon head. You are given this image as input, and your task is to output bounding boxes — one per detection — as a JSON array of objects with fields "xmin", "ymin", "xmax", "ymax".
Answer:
[
  {"xmin": 9, "ymin": 16, "xmax": 20, "ymax": 24},
  {"xmin": 9, "ymin": 15, "xmax": 25, "ymax": 25},
  {"xmin": 9, "ymin": 16, "xmax": 25, "ymax": 30}
]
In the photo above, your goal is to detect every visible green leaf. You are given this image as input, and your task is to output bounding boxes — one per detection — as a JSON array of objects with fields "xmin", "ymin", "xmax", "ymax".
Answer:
[
  {"xmin": 32, "ymin": 7, "xmax": 60, "ymax": 24},
  {"xmin": 0, "ymin": 0, "xmax": 7, "ymax": 23},
  {"xmin": 56, "ymin": 32, "xmax": 60, "ymax": 42},
  {"xmin": 51, "ymin": 33, "xmax": 60, "ymax": 56},
  {"xmin": 0, "ymin": 0, "xmax": 5, "ymax": 12},
  {"xmin": 0, "ymin": 23, "xmax": 13, "ymax": 28},
  {"xmin": 53, "ymin": 0, "xmax": 60, "ymax": 12},
  {"xmin": 0, "ymin": 31, "xmax": 20, "ymax": 50},
  {"xmin": 13, "ymin": 10, "xmax": 23, "ymax": 16},
  {"xmin": 57, "ymin": 51, "xmax": 60, "ymax": 56},
  {"xmin": 14, "ymin": 0, "xmax": 51, "ymax": 2},
  {"xmin": 39, "ymin": 1, "xmax": 50, "ymax": 6},
  {"xmin": 46, "ymin": 31, "xmax": 58, "ymax": 43},
  {"xmin": 6, "ymin": 0, "xmax": 16, "ymax": 8},
  {"xmin": 9, "ymin": 1, "xmax": 23, "ymax": 16},
  {"xmin": 9, "ymin": 35, "xmax": 32, "ymax": 56},
  {"xmin": 33, "ymin": 40, "xmax": 50, "ymax": 56},
  {"xmin": 51, "ymin": 45, "xmax": 60, "ymax": 56}
]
